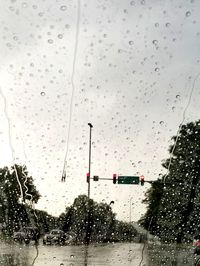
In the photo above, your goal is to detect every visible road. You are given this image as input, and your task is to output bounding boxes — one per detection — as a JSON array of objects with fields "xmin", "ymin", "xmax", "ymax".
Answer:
[
  {"xmin": 0, "ymin": 241, "xmax": 147, "ymax": 266},
  {"xmin": 0, "ymin": 240, "xmax": 197, "ymax": 265}
]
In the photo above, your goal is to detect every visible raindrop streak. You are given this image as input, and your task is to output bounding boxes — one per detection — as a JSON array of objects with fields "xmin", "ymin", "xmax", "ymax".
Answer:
[
  {"xmin": 163, "ymin": 72, "xmax": 200, "ymax": 184},
  {"xmin": 0, "ymin": 85, "xmax": 40, "ymax": 266},
  {"xmin": 0, "ymin": 87, "xmax": 24, "ymax": 201},
  {"xmin": 21, "ymin": 139, "xmax": 40, "ymax": 266},
  {"xmin": 62, "ymin": 0, "xmax": 81, "ymax": 180}
]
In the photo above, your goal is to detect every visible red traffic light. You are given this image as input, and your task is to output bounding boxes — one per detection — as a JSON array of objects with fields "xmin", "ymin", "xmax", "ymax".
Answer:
[
  {"xmin": 113, "ymin": 173, "xmax": 117, "ymax": 184},
  {"xmin": 140, "ymin": 175, "xmax": 145, "ymax": 186},
  {"xmin": 86, "ymin": 172, "xmax": 90, "ymax": 183}
]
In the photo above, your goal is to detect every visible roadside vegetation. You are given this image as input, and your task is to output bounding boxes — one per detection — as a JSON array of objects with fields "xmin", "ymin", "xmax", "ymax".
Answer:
[
  {"xmin": 139, "ymin": 120, "xmax": 200, "ymax": 243},
  {"xmin": 0, "ymin": 165, "xmax": 139, "ymax": 244}
]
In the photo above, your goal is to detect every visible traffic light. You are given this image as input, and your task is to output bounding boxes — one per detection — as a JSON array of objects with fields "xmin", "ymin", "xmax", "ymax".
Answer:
[
  {"xmin": 113, "ymin": 174, "xmax": 117, "ymax": 184},
  {"xmin": 87, "ymin": 172, "xmax": 90, "ymax": 183},
  {"xmin": 140, "ymin": 175, "xmax": 145, "ymax": 186}
]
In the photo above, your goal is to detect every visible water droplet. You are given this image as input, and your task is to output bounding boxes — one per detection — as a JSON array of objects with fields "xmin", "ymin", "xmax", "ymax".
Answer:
[
  {"xmin": 176, "ymin": 94, "xmax": 180, "ymax": 99},
  {"xmin": 160, "ymin": 121, "xmax": 164, "ymax": 125},
  {"xmin": 129, "ymin": 41, "xmax": 134, "ymax": 45},
  {"xmin": 141, "ymin": 0, "xmax": 145, "ymax": 5},
  {"xmin": 60, "ymin": 5, "xmax": 67, "ymax": 11},
  {"xmin": 185, "ymin": 11, "xmax": 191, "ymax": 17},
  {"xmin": 22, "ymin": 2, "xmax": 28, "ymax": 8},
  {"xmin": 155, "ymin": 23, "xmax": 159, "ymax": 27},
  {"xmin": 40, "ymin": 92, "xmax": 46, "ymax": 96},
  {"xmin": 70, "ymin": 254, "xmax": 75, "ymax": 258},
  {"xmin": 152, "ymin": 40, "xmax": 158, "ymax": 45},
  {"xmin": 155, "ymin": 67, "xmax": 159, "ymax": 72},
  {"xmin": 13, "ymin": 36, "xmax": 18, "ymax": 41},
  {"xmin": 165, "ymin": 22, "xmax": 170, "ymax": 27},
  {"xmin": 48, "ymin": 39, "xmax": 53, "ymax": 44},
  {"xmin": 58, "ymin": 34, "xmax": 63, "ymax": 39},
  {"xmin": 130, "ymin": 1, "xmax": 135, "ymax": 5}
]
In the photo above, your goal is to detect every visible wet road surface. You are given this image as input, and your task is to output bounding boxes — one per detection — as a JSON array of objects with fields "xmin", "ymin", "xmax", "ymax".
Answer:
[{"xmin": 0, "ymin": 240, "xmax": 147, "ymax": 266}]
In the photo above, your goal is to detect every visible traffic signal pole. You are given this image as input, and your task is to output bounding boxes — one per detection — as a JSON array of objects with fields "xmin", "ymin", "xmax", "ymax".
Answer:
[{"xmin": 87, "ymin": 123, "xmax": 93, "ymax": 199}]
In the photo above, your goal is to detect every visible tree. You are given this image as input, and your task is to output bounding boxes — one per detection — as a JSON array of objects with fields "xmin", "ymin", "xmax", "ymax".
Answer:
[
  {"xmin": 60, "ymin": 195, "xmax": 137, "ymax": 244},
  {"xmin": 139, "ymin": 179, "xmax": 163, "ymax": 236},
  {"xmin": 140, "ymin": 120, "xmax": 200, "ymax": 243},
  {"xmin": 0, "ymin": 164, "xmax": 40, "ymax": 234}
]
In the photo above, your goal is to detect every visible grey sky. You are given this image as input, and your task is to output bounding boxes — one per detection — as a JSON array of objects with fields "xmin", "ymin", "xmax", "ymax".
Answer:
[{"xmin": 0, "ymin": 0, "xmax": 200, "ymax": 222}]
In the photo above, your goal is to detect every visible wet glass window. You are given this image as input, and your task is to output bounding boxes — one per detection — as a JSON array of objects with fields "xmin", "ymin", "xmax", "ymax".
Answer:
[{"xmin": 0, "ymin": 0, "xmax": 200, "ymax": 265}]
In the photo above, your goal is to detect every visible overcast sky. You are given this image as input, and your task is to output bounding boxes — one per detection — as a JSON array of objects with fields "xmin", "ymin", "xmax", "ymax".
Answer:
[{"xmin": 0, "ymin": 0, "xmax": 200, "ymax": 222}]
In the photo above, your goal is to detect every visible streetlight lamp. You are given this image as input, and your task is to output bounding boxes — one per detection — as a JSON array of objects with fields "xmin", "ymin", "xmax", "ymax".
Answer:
[
  {"xmin": 109, "ymin": 201, "xmax": 115, "ymax": 206},
  {"xmin": 87, "ymin": 123, "xmax": 93, "ymax": 199},
  {"xmin": 129, "ymin": 197, "xmax": 133, "ymax": 223}
]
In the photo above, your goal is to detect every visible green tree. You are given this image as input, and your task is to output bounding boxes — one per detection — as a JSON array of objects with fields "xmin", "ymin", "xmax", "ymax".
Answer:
[
  {"xmin": 140, "ymin": 120, "xmax": 200, "ymax": 243},
  {"xmin": 139, "ymin": 179, "xmax": 163, "ymax": 236},
  {"xmin": 114, "ymin": 221, "xmax": 137, "ymax": 241},
  {"xmin": 60, "ymin": 195, "xmax": 138, "ymax": 244},
  {"xmin": 0, "ymin": 164, "xmax": 40, "ymax": 234}
]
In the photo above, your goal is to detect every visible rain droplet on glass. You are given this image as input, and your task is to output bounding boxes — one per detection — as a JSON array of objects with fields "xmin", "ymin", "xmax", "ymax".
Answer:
[
  {"xmin": 40, "ymin": 92, "xmax": 46, "ymax": 96},
  {"xmin": 60, "ymin": 5, "xmax": 67, "ymax": 11},
  {"xmin": 185, "ymin": 11, "xmax": 191, "ymax": 17},
  {"xmin": 48, "ymin": 39, "xmax": 54, "ymax": 44}
]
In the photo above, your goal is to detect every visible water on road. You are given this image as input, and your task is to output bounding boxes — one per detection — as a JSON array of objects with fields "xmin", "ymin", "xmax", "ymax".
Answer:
[
  {"xmin": 0, "ymin": 240, "xmax": 197, "ymax": 265},
  {"xmin": 0, "ymin": 241, "xmax": 147, "ymax": 266}
]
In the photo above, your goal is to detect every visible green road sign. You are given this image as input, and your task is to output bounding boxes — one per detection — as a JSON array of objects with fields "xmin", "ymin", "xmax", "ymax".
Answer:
[{"xmin": 118, "ymin": 176, "xmax": 139, "ymax": 185}]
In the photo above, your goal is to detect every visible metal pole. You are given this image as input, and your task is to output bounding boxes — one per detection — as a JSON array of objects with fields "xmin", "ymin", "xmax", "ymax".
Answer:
[{"xmin": 88, "ymin": 123, "xmax": 93, "ymax": 198}]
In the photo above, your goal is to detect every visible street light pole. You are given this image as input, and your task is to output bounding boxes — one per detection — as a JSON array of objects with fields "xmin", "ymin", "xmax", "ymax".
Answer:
[{"xmin": 87, "ymin": 123, "xmax": 93, "ymax": 199}]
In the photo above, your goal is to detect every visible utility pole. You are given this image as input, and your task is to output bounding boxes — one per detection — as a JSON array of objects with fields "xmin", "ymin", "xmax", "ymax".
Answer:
[{"xmin": 87, "ymin": 123, "xmax": 93, "ymax": 199}]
